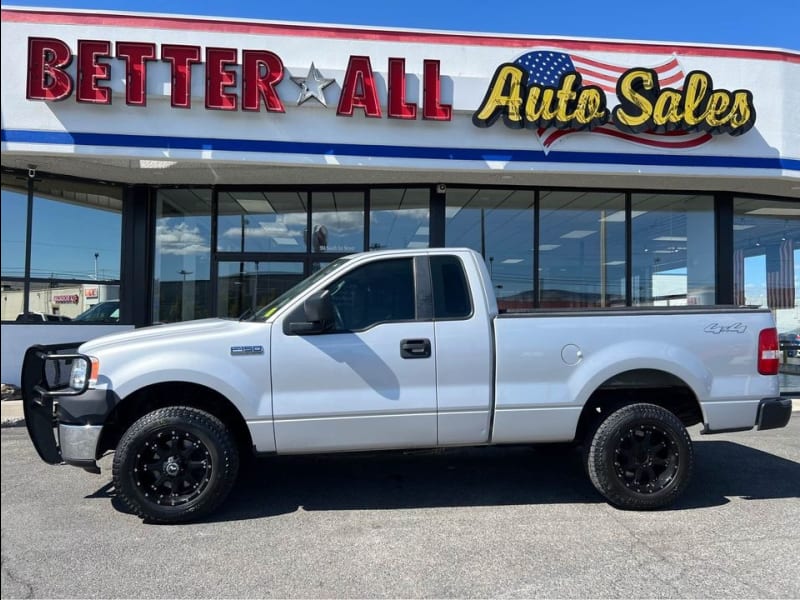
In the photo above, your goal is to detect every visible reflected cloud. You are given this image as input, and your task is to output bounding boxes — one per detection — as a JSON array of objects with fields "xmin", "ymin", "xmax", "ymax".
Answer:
[{"xmin": 156, "ymin": 221, "xmax": 210, "ymax": 256}]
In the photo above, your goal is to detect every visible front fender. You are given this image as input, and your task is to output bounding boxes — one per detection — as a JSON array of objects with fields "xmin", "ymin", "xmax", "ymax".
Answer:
[{"xmin": 102, "ymin": 352, "xmax": 270, "ymax": 421}]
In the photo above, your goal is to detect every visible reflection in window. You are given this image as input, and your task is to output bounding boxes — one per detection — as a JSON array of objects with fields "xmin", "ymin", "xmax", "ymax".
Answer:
[
  {"xmin": 1, "ymin": 174, "xmax": 28, "ymax": 279},
  {"xmin": 370, "ymin": 188, "xmax": 430, "ymax": 250},
  {"xmin": 217, "ymin": 261, "xmax": 305, "ymax": 319},
  {"xmin": 539, "ymin": 191, "xmax": 625, "ymax": 308},
  {"xmin": 217, "ymin": 191, "xmax": 308, "ymax": 253},
  {"xmin": 446, "ymin": 188, "xmax": 534, "ymax": 310},
  {"xmin": 153, "ymin": 189, "xmax": 212, "ymax": 323},
  {"xmin": 632, "ymin": 194, "xmax": 714, "ymax": 306},
  {"xmin": 311, "ymin": 191, "xmax": 364, "ymax": 253},
  {"xmin": 327, "ymin": 258, "xmax": 414, "ymax": 330},
  {"xmin": 733, "ymin": 198, "xmax": 799, "ymax": 394},
  {"xmin": 31, "ymin": 179, "xmax": 122, "ymax": 281}
]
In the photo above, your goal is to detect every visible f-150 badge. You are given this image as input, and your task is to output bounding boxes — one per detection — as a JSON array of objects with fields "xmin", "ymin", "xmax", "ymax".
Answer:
[{"xmin": 230, "ymin": 345, "xmax": 264, "ymax": 355}]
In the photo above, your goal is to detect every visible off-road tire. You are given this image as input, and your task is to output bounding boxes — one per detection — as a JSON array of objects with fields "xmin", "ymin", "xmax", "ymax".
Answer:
[
  {"xmin": 112, "ymin": 406, "xmax": 239, "ymax": 523},
  {"xmin": 586, "ymin": 403, "xmax": 693, "ymax": 510}
]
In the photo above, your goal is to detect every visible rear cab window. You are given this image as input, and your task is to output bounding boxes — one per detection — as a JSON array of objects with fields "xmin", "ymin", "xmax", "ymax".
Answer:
[{"xmin": 430, "ymin": 255, "xmax": 472, "ymax": 319}]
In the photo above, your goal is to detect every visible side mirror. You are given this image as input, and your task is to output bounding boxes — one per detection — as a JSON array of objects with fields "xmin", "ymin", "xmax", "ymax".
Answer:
[
  {"xmin": 285, "ymin": 290, "xmax": 335, "ymax": 335},
  {"xmin": 304, "ymin": 289, "xmax": 335, "ymax": 324}
]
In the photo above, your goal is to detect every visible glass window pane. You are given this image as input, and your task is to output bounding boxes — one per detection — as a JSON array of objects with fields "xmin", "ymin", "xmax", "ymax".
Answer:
[
  {"xmin": 539, "ymin": 191, "xmax": 625, "ymax": 308},
  {"xmin": 1, "ymin": 174, "xmax": 28, "ymax": 278},
  {"xmin": 446, "ymin": 188, "xmax": 534, "ymax": 310},
  {"xmin": 217, "ymin": 191, "xmax": 308, "ymax": 253},
  {"xmin": 153, "ymin": 189, "xmax": 212, "ymax": 323},
  {"xmin": 217, "ymin": 261, "xmax": 305, "ymax": 319},
  {"xmin": 733, "ymin": 197, "xmax": 799, "ymax": 395},
  {"xmin": 14, "ymin": 282, "xmax": 119, "ymax": 322},
  {"xmin": 632, "ymin": 194, "xmax": 714, "ymax": 306},
  {"xmin": 311, "ymin": 191, "xmax": 364, "ymax": 253},
  {"xmin": 370, "ymin": 188, "xmax": 430, "ymax": 250},
  {"xmin": 30, "ymin": 179, "xmax": 122, "ymax": 281},
  {"xmin": 327, "ymin": 258, "xmax": 414, "ymax": 330},
  {"xmin": 2, "ymin": 280, "xmax": 25, "ymax": 321},
  {"xmin": 431, "ymin": 255, "xmax": 472, "ymax": 319}
]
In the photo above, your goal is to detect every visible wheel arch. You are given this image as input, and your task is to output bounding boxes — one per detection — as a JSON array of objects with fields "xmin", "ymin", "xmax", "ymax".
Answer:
[
  {"xmin": 574, "ymin": 368, "xmax": 704, "ymax": 444},
  {"xmin": 96, "ymin": 381, "xmax": 253, "ymax": 459}
]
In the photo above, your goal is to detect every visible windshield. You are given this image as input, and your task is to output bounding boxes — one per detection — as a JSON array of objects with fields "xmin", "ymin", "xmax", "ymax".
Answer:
[
  {"xmin": 248, "ymin": 258, "xmax": 350, "ymax": 321},
  {"xmin": 74, "ymin": 301, "xmax": 120, "ymax": 323}
]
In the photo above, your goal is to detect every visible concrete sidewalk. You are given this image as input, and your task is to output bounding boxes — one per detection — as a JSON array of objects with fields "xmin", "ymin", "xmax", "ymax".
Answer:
[{"xmin": 3, "ymin": 397, "xmax": 799, "ymax": 429}]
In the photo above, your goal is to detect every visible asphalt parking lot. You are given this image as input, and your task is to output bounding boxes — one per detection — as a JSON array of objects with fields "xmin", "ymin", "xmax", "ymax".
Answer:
[{"xmin": 2, "ymin": 421, "xmax": 799, "ymax": 599}]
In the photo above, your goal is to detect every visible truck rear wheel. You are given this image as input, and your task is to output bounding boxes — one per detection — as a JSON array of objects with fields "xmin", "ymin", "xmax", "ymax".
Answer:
[
  {"xmin": 586, "ymin": 403, "xmax": 693, "ymax": 510},
  {"xmin": 112, "ymin": 406, "xmax": 239, "ymax": 523}
]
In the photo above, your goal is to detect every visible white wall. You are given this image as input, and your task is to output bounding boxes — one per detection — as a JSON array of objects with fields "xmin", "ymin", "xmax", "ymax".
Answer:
[{"xmin": 1, "ymin": 324, "xmax": 134, "ymax": 387}]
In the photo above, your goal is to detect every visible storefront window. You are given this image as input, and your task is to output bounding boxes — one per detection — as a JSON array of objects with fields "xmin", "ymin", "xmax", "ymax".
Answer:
[
  {"xmin": 217, "ymin": 261, "xmax": 305, "ymax": 319},
  {"xmin": 2, "ymin": 176, "xmax": 124, "ymax": 323},
  {"xmin": 446, "ymin": 188, "xmax": 535, "ymax": 310},
  {"xmin": 1, "ymin": 173, "xmax": 28, "ymax": 280},
  {"xmin": 370, "ymin": 188, "xmax": 430, "ymax": 250},
  {"xmin": 733, "ymin": 198, "xmax": 799, "ymax": 394},
  {"xmin": 631, "ymin": 194, "xmax": 715, "ymax": 306},
  {"xmin": 153, "ymin": 189, "xmax": 212, "ymax": 323},
  {"xmin": 217, "ymin": 191, "xmax": 308, "ymax": 253},
  {"xmin": 539, "ymin": 191, "xmax": 625, "ymax": 308},
  {"xmin": 311, "ymin": 191, "xmax": 365, "ymax": 253},
  {"xmin": 30, "ymin": 179, "xmax": 122, "ymax": 282}
]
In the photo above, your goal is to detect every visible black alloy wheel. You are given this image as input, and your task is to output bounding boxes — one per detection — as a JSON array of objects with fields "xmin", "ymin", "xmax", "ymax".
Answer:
[
  {"xmin": 113, "ymin": 406, "xmax": 239, "ymax": 523},
  {"xmin": 586, "ymin": 403, "xmax": 693, "ymax": 510}
]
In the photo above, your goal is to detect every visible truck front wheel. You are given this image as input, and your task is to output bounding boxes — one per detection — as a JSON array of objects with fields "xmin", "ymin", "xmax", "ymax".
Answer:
[
  {"xmin": 112, "ymin": 406, "xmax": 239, "ymax": 523},
  {"xmin": 586, "ymin": 403, "xmax": 693, "ymax": 510}
]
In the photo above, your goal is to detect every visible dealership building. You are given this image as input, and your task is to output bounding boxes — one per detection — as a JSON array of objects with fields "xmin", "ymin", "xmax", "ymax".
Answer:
[{"xmin": 1, "ymin": 6, "xmax": 798, "ymax": 391}]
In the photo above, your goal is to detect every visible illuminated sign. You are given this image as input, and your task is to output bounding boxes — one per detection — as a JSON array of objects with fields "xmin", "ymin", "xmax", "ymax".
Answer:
[
  {"xmin": 25, "ymin": 38, "xmax": 451, "ymax": 120},
  {"xmin": 472, "ymin": 50, "xmax": 756, "ymax": 150}
]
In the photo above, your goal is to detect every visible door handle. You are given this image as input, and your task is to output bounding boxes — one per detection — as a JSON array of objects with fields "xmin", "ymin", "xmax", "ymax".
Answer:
[{"xmin": 400, "ymin": 338, "xmax": 431, "ymax": 359}]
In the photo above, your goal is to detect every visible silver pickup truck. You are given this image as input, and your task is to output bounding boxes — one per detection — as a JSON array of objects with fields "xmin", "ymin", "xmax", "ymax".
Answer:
[{"xmin": 22, "ymin": 248, "xmax": 791, "ymax": 523}]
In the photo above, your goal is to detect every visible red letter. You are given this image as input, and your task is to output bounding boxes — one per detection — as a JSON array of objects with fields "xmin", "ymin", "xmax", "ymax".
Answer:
[
  {"xmin": 337, "ymin": 56, "xmax": 382, "ymax": 118},
  {"xmin": 242, "ymin": 50, "xmax": 285, "ymax": 112},
  {"xmin": 162, "ymin": 45, "xmax": 201, "ymax": 108},
  {"xmin": 422, "ymin": 59, "xmax": 451, "ymax": 121},
  {"xmin": 27, "ymin": 37, "xmax": 73, "ymax": 101},
  {"xmin": 116, "ymin": 42, "xmax": 156, "ymax": 106},
  {"xmin": 206, "ymin": 47, "xmax": 238, "ymax": 111},
  {"xmin": 387, "ymin": 58, "xmax": 417, "ymax": 119},
  {"xmin": 77, "ymin": 40, "xmax": 112, "ymax": 104}
]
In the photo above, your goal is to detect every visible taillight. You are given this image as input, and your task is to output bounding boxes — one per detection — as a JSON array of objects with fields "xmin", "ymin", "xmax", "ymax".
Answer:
[{"xmin": 758, "ymin": 328, "xmax": 780, "ymax": 375}]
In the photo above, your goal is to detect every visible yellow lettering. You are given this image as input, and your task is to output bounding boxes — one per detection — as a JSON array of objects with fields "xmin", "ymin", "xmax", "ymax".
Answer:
[
  {"xmin": 653, "ymin": 90, "xmax": 684, "ymax": 128},
  {"xmin": 555, "ymin": 73, "xmax": 578, "ymax": 122},
  {"xmin": 473, "ymin": 64, "xmax": 524, "ymax": 125},
  {"xmin": 705, "ymin": 91, "xmax": 732, "ymax": 127},
  {"xmin": 682, "ymin": 72, "xmax": 711, "ymax": 126},
  {"xmin": 612, "ymin": 69, "xmax": 656, "ymax": 131},
  {"xmin": 729, "ymin": 91, "xmax": 755, "ymax": 131},
  {"xmin": 573, "ymin": 88, "xmax": 607, "ymax": 127}
]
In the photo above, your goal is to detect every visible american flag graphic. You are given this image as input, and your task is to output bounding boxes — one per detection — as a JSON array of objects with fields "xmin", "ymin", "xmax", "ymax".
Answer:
[
  {"xmin": 767, "ymin": 239, "xmax": 796, "ymax": 309},
  {"xmin": 513, "ymin": 50, "xmax": 713, "ymax": 151}
]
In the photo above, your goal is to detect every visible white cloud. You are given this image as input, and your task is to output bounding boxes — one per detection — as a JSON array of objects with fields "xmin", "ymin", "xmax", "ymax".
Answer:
[{"xmin": 156, "ymin": 222, "xmax": 210, "ymax": 256}]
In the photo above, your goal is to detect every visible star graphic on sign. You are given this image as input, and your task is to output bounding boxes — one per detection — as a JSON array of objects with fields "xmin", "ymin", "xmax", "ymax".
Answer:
[{"xmin": 290, "ymin": 63, "xmax": 336, "ymax": 107}]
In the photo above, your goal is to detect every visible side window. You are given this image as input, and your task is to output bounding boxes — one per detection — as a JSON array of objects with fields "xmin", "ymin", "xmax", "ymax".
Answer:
[
  {"xmin": 431, "ymin": 255, "xmax": 472, "ymax": 319},
  {"xmin": 328, "ymin": 258, "xmax": 415, "ymax": 331}
]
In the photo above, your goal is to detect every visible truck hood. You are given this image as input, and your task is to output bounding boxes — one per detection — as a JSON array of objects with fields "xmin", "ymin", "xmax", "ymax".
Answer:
[{"xmin": 79, "ymin": 318, "xmax": 258, "ymax": 354}]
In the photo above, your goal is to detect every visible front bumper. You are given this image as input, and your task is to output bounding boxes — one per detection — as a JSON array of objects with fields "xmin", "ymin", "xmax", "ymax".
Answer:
[{"xmin": 21, "ymin": 343, "xmax": 108, "ymax": 473}]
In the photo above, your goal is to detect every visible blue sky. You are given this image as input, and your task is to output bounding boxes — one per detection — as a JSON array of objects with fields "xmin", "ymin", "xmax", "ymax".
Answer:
[{"xmin": 3, "ymin": 0, "xmax": 799, "ymax": 49}]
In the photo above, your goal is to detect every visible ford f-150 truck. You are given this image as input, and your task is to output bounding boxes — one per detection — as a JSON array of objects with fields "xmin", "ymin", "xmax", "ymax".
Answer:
[{"xmin": 22, "ymin": 248, "xmax": 792, "ymax": 523}]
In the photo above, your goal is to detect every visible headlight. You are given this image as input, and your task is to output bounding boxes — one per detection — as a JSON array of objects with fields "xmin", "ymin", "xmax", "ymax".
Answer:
[{"xmin": 70, "ymin": 356, "xmax": 99, "ymax": 391}]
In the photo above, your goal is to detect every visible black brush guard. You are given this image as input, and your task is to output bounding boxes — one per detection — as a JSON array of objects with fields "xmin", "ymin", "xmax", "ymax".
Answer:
[{"xmin": 21, "ymin": 342, "xmax": 88, "ymax": 464}]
